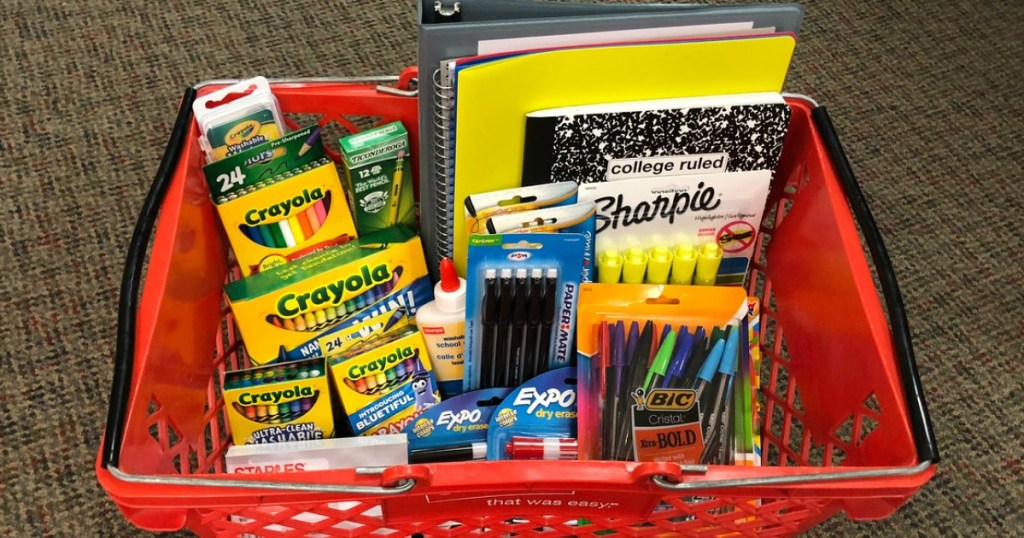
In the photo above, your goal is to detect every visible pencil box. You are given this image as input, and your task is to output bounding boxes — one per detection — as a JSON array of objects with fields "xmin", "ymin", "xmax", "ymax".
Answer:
[
  {"xmin": 204, "ymin": 125, "xmax": 359, "ymax": 276},
  {"xmin": 224, "ymin": 225, "xmax": 430, "ymax": 365}
]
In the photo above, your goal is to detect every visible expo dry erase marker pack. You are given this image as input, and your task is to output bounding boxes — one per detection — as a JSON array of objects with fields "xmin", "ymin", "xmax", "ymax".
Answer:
[
  {"xmin": 328, "ymin": 326, "xmax": 440, "ymax": 436},
  {"xmin": 339, "ymin": 121, "xmax": 416, "ymax": 235},
  {"xmin": 203, "ymin": 124, "xmax": 359, "ymax": 276},
  {"xmin": 404, "ymin": 388, "xmax": 510, "ymax": 463},
  {"xmin": 193, "ymin": 77, "xmax": 287, "ymax": 163},
  {"xmin": 575, "ymin": 284, "xmax": 756, "ymax": 464},
  {"xmin": 463, "ymin": 233, "xmax": 585, "ymax": 392},
  {"xmin": 224, "ymin": 225, "xmax": 430, "ymax": 365},
  {"xmin": 487, "ymin": 367, "xmax": 578, "ymax": 461},
  {"xmin": 222, "ymin": 357, "xmax": 335, "ymax": 445}
]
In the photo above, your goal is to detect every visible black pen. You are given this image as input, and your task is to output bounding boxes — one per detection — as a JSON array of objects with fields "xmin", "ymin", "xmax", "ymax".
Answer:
[
  {"xmin": 523, "ymin": 268, "xmax": 544, "ymax": 380},
  {"xmin": 536, "ymin": 267, "xmax": 558, "ymax": 374},
  {"xmin": 508, "ymin": 268, "xmax": 529, "ymax": 386},
  {"xmin": 676, "ymin": 326, "xmax": 707, "ymax": 389},
  {"xmin": 410, "ymin": 442, "xmax": 488, "ymax": 463},
  {"xmin": 617, "ymin": 320, "xmax": 654, "ymax": 461},
  {"xmin": 479, "ymin": 269, "xmax": 498, "ymax": 389},
  {"xmin": 494, "ymin": 268, "xmax": 514, "ymax": 387}
]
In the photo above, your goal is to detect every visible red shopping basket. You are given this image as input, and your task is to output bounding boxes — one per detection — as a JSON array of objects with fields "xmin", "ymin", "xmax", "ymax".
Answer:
[{"xmin": 97, "ymin": 71, "xmax": 939, "ymax": 537}]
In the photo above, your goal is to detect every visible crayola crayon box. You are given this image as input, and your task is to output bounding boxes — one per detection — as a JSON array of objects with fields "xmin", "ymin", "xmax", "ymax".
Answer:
[
  {"xmin": 224, "ymin": 225, "xmax": 431, "ymax": 365},
  {"xmin": 204, "ymin": 124, "xmax": 359, "ymax": 276},
  {"xmin": 329, "ymin": 326, "xmax": 441, "ymax": 436},
  {"xmin": 339, "ymin": 121, "xmax": 416, "ymax": 235},
  {"xmin": 223, "ymin": 357, "xmax": 335, "ymax": 445}
]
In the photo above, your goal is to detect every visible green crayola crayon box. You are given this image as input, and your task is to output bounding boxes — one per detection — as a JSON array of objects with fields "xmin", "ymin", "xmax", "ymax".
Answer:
[
  {"xmin": 223, "ymin": 357, "xmax": 335, "ymax": 445},
  {"xmin": 204, "ymin": 125, "xmax": 359, "ymax": 276},
  {"xmin": 224, "ymin": 225, "xmax": 430, "ymax": 365},
  {"xmin": 339, "ymin": 121, "xmax": 416, "ymax": 235},
  {"xmin": 329, "ymin": 326, "xmax": 440, "ymax": 436}
]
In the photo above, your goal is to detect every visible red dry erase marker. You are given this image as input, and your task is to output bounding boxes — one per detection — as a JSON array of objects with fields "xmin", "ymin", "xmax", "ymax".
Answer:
[{"xmin": 505, "ymin": 436, "xmax": 578, "ymax": 460}]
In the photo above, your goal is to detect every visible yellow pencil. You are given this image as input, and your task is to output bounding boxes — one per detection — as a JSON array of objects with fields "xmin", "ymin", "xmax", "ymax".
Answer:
[{"xmin": 388, "ymin": 150, "xmax": 405, "ymax": 225}]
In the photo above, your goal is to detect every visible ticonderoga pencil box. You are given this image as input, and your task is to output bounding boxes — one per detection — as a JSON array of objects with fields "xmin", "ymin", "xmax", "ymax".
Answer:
[
  {"xmin": 223, "ymin": 357, "xmax": 335, "ymax": 445},
  {"xmin": 329, "ymin": 326, "xmax": 440, "ymax": 436},
  {"xmin": 224, "ymin": 225, "xmax": 430, "ymax": 365},
  {"xmin": 204, "ymin": 124, "xmax": 359, "ymax": 276},
  {"xmin": 339, "ymin": 121, "xmax": 416, "ymax": 235}
]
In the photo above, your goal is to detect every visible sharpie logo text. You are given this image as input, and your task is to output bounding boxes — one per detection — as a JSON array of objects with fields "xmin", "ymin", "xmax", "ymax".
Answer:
[{"xmin": 594, "ymin": 182, "xmax": 722, "ymax": 233}]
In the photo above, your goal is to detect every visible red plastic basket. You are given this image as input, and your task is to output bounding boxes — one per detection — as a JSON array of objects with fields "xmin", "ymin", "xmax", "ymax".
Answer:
[{"xmin": 97, "ymin": 71, "xmax": 938, "ymax": 537}]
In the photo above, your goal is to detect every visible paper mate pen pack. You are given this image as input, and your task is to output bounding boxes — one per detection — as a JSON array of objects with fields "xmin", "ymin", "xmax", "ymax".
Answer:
[
  {"xmin": 484, "ymin": 201, "xmax": 596, "ymax": 283},
  {"xmin": 463, "ymin": 233, "xmax": 585, "ymax": 392},
  {"xmin": 339, "ymin": 121, "xmax": 416, "ymax": 235},
  {"xmin": 403, "ymin": 388, "xmax": 510, "ymax": 463},
  {"xmin": 487, "ymin": 367, "xmax": 578, "ymax": 460},
  {"xmin": 575, "ymin": 284, "xmax": 750, "ymax": 464},
  {"xmin": 224, "ymin": 225, "xmax": 430, "ymax": 365},
  {"xmin": 204, "ymin": 124, "xmax": 359, "ymax": 276},
  {"xmin": 223, "ymin": 357, "xmax": 334, "ymax": 445},
  {"xmin": 578, "ymin": 170, "xmax": 772, "ymax": 286},
  {"xmin": 193, "ymin": 77, "xmax": 287, "ymax": 163},
  {"xmin": 329, "ymin": 326, "xmax": 440, "ymax": 436}
]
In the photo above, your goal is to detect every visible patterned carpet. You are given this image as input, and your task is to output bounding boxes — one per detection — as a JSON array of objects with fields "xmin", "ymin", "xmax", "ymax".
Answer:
[{"xmin": 1, "ymin": 0, "xmax": 1021, "ymax": 536}]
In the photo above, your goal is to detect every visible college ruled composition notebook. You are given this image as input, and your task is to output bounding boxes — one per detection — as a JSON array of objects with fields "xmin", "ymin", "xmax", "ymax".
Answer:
[
  {"xmin": 416, "ymin": 0, "xmax": 804, "ymax": 273},
  {"xmin": 449, "ymin": 35, "xmax": 797, "ymax": 274}
]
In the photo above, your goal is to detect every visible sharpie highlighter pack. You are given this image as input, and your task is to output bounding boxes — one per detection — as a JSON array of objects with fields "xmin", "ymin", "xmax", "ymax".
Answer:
[
  {"xmin": 575, "ymin": 284, "xmax": 759, "ymax": 466},
  {"xmin": 487, "ymin": 367, "xmax": 578, "ymax": 461},
  {"xmin": 463, "ymin": 233, "xmax": 585, "ymax": 392},
  {"xmin": 404, "ymin": 388, "xmax": 511, "ymax": 463},
  {"xmin": 193, "ymin": 77, "xmax": 287, "ymax": 163},
  {"xmin": 203, "ymin": 124, "xmax": 359, "ymax": 276}
]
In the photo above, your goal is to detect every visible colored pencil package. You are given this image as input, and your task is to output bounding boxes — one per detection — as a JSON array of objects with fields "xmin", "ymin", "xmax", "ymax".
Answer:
[
  {"xmin": 339, "ymin": 121, "xmax": 416, "ymax": 235},
  {"xmin": 328, "ymin": 326, "xmax": 440, "ymax": 436},
  {"xmin": 204, "ymin": 124, "xmax": 359, "ymax": 276},
  {"xmin": 224, "ymin": 225, "xmax": 431, "ymax": 365},
  {"xmin": 463, "ymin": 233, "xmax": 585, "ymax": 392},
  {"xmin": 223, "ymin": 357, "xmax": 335, "ymax": 445},
  {"xmin": 193, "ymin": 77, "xmax": 286, "ymax": 163},
  {"xmin": 575, "ymin": 284, "xmax": 756, "ymax": 465}
]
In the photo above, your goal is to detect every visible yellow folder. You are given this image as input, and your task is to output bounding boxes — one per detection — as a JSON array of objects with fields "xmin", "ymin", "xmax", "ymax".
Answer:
[{"xmin": 451, "ymin": 35, "xmax": 796, "ymax": 274}]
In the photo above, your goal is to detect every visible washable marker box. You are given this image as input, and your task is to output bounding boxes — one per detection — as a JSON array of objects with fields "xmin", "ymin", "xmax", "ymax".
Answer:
[
  {"xmin": 223, "ymin": 357, "xmax": 335, "ymax": 445},
  {"xmin": 339, "ymin": 121, "xmax": 416, "ymax": 235},
  {"xmin": 224, "ymin": 225, "xmax": 430, "ymax": 365},
  {"xmin": 329, "ymin": 326, "xmax": 440, "ymax": 436},
  {"xmin": 204, "ymin": 124, "xmax": 359, "ymax": 276}
]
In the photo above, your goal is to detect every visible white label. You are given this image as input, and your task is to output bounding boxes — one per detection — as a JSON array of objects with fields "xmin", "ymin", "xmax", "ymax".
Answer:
[{"xmin": 606, "ymin": 154, "xmax": 729, "ymax": 181}]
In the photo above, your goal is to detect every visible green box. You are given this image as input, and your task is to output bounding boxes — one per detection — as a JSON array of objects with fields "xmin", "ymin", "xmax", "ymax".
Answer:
[{"xmin": 339, "ymin": 121, "xmax": 416, "ymax": 235}]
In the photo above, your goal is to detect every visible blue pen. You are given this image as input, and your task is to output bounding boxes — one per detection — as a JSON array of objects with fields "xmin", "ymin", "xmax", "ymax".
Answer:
[
  {"xmin": 661, "ymin": 326, "xmax": 693, "ymax": 388},
  {"xmin": 624, "ymin": 321, "xmax": 639, "ymax": 368},
  {"xmin": 700, "ymin": 326, "xmax": 740, "ymax": 463},
  {"xmin": 692, "ymin": 330, "xmax": 727, "ymax": 401},
  {"xmin": 603, "ymin": 321, "xmax": 627, "ymax": 459}
]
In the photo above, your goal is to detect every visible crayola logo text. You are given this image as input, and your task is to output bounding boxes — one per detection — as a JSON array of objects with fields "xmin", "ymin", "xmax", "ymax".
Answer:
[
  {"xmin": 276, "ymin": 263, "xmax": 391, "ymax": 317},
  {"xmin": 226, "ymin": 120, "xmax": 260, "ymax": 144},
  {"xmin": 347, "ymin": 345, "xmax": 414, "ymax": 380},
  {"xmin": 245, "ymin": 188, "xmax": 325, "ymax": 225},
  {"xmin": 238, "ymin": 385, "xmax": 313, "ymax": 405}
]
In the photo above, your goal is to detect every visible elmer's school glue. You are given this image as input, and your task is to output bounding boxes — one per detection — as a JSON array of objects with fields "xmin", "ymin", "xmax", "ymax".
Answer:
[{"xmin": 417, "ymin": 258, "xmax": 466, "ymax": 399}]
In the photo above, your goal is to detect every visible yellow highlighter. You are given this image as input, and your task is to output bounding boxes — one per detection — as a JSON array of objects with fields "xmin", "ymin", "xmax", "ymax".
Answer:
[
  {"xmin": 670, "ymin": 244, "xmax": 698, "ymax": 285},
  {"xmin": 388, "ymin": 150, "xmax": 405, "ymax": 225},
  {"xmin": 646, "ymin": 245, "xmax": 673, "ymax": 284},
  {"xmin": 622, "ymin": 247, "xmax": 649, "ymax": 284},
  {"xmin": 598, "ymin": 249, "xmax": 625, "ymax": 283},
  {"xmin": 694, "ymin": 242, "xmax": 724, "ymax": 286}
]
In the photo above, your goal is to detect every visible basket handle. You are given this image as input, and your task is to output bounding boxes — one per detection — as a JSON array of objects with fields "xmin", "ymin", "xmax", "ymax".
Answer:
[
  {"xmin": 811, "ymin": 106, "xmax": 939, "ymax": 464},
  {"xmin": 101, "ymin": 87, "xmax": 197, "ymax": 469}
]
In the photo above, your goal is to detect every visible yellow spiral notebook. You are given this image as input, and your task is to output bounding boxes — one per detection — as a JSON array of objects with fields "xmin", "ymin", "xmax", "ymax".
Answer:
[{"xmin": 450, "ymin": 34, "xmax": 796, "ymax": 274}]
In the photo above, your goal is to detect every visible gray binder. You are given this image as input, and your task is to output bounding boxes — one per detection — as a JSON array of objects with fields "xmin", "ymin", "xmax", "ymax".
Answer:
[{"xmin": 417, "ymin": 0, "xmax": 804, "ymax": 274}]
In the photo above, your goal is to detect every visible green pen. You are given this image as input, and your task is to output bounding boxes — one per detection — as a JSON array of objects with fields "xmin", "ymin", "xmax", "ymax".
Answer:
[{"xmin": 643, "ymin": 329, "xmax": 677, "ymax": 391}]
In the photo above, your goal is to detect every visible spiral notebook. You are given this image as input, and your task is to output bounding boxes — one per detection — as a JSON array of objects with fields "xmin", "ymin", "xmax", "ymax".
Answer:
[{"xmin": 417, "ymin": 0, "xmax": 804, "ymax": 274}]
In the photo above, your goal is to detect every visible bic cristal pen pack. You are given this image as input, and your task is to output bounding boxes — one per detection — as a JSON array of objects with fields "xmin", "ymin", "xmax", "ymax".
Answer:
[{"xmin": 576, "ymin": 284, "xmax": 760, "ymax": 465}]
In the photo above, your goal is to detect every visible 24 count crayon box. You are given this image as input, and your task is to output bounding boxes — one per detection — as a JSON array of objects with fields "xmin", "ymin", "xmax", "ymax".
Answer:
[
  {"xmin": 204, "ymin": 125, "xmax": 359, "ymax": 276},
  {"xmin": 223, "ymin": 357, "xmax": 335, "ymax": 445},
  {"xmin": 224, "ymin": 225, "xmax": 430, "ymax": 365}
]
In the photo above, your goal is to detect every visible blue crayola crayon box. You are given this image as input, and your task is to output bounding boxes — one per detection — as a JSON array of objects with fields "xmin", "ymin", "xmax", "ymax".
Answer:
[
  {"xmin": 223, "ymin": 357, "xmax": 335, "ymax": 445},
  {"xmin": 329, "ymin": 326, "xmax": 440, "ymax": 436},
  {"xmin": 224, "ymin": 225, "xmax": 431, "ymax": 365}
]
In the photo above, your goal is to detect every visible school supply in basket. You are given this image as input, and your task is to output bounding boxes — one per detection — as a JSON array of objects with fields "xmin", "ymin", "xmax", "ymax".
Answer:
[
  {"xmin": 416, "ymin": 258, "xmax": 468, "ymax": 399},
  {"xmin": 417, "ymin": 0, "xmax": 805, "ymax": 271},
  {"xmin": 404, "ymin": 388, "xmax": 510, "ymax": 463},
  {"xmin": 487, "ymin": 367, "xmax": 577, "ymax": 460},
  {"xmin": 193, "ymin": 77, "xmax": 287, "ymax": 163},
  {"xmin": 339, "ymin": 121, "xmax": 417, "ymax": 234}
]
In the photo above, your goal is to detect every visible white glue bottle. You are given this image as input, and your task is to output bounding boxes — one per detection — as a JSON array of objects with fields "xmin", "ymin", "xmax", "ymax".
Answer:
[{"xmin": 417, "ymin": 258, "xmax": 466, "ymax": 399}]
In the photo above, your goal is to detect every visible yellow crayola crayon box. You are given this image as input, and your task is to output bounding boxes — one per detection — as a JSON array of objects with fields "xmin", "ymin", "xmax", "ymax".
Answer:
[
  {"xmin": 329, "ymin": 326, "xmax": 440, "ymax": 436},
  {"xmin": 204, "ymin": 125, "xmax": 359, "ymax": 276},
  {"xmin": 223, "ymin": 357, "xmax": 335, "ymax": 445},
  {"xmin": 224, "ymin": 225, "xmax": 431, "ymax": 365}
]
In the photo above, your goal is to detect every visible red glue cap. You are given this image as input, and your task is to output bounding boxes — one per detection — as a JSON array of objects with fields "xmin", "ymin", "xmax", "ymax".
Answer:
[{"xmin": 439, "ymin": 258, "xmax": 460, "ymax": 293}]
